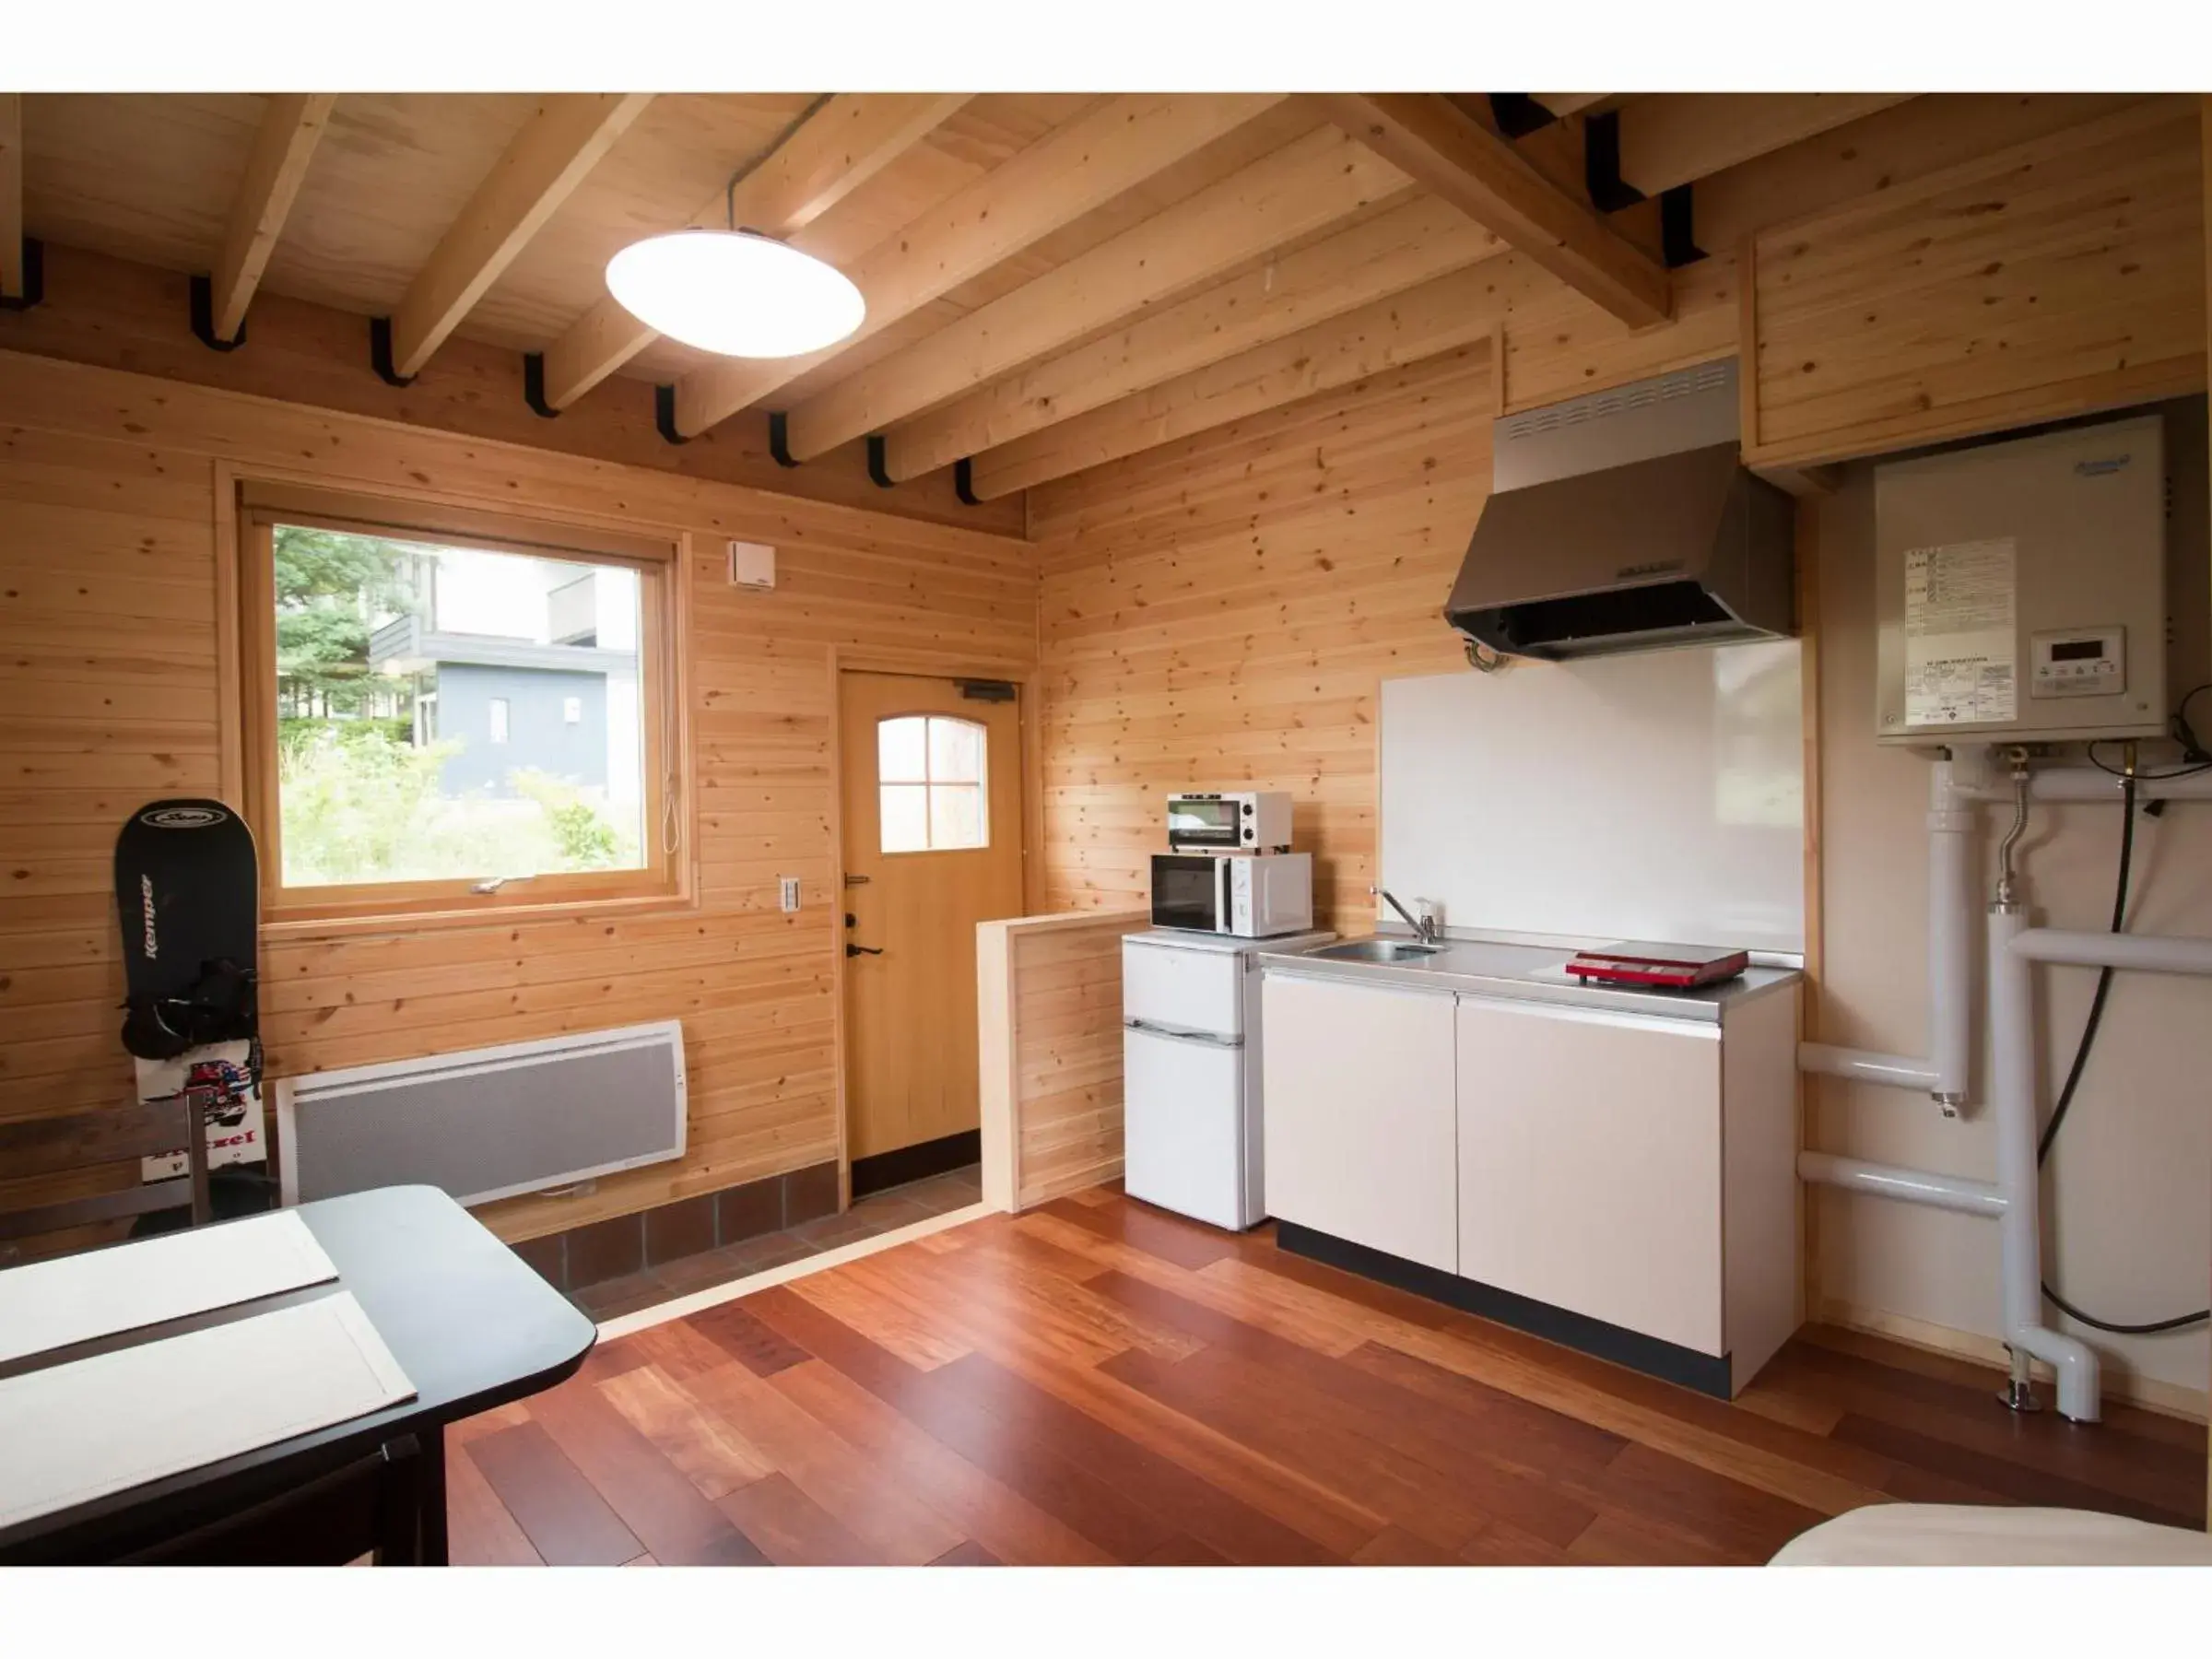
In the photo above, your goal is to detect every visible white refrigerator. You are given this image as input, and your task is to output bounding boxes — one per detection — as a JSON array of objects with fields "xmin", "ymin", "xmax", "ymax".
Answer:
[{"xmin": 1121, "ymin": 927, "xmax": 1334, "ymax": 1230}]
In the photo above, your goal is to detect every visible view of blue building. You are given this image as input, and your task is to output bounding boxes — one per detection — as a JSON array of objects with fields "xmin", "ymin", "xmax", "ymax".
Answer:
[{"xmin": 366, "ymin": 558, "xmax": 640, "ymax": 806}]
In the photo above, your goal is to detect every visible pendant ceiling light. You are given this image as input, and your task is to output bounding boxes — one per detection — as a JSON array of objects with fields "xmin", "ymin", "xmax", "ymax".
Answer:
[{"xmin": 605, "ymin": 229, "xmax": 865, "ymax": 359}]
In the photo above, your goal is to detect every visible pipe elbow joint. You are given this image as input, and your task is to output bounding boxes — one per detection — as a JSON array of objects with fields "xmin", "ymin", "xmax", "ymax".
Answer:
[{"xmin": 2009, "ymin": 1325, "xmax": 2103, "ymax": 1424}]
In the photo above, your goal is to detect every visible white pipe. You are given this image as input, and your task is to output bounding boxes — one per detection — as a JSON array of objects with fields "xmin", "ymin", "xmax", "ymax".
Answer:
[
  {"xmin": 1797, "ymin": 759, "xmax": 1972, "ymax": 1107},
  {"xmin": 1959, "ymin": 768, "xmax": 2212, "ymax": 804},
  {"xmin": 1989, "ymin": 903, "xmax": 2101, "ymax": 1422},
  {"xmin": 1925, "ymin": 763, "xmax": 1973, "ymax": 1104},
  {"xmin": 1798, "ymin": 1151, "xmax": 2006, "ymax": 1218},
  {"xmin": 1797, "ymin": 1045, "xmax": 1938, "ymax": 1089},
  {"xmin": 2013, "ymin": 927, "xmax": 2212, "ymax": 977}
]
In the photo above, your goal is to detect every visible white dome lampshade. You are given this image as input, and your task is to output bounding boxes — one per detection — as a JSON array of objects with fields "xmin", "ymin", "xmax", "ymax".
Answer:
[{"xmin": 605, "ymin": 229, "xmax": 865, "ymax": 359}]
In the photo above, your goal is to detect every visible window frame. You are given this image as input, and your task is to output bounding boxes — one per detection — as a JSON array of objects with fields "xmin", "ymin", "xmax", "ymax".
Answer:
[
  {"xmin": 874, "ymin": 712, "xmax": 991, "ymax": 855},
  {"xmin": 234, "ymin": 478, "xmax": 688, "ymax": 934}
]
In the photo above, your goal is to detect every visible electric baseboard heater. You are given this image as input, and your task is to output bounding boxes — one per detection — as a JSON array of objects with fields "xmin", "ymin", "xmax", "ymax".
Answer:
[{"xmin": 276, "ymin": 1020, "xmax": 687, "ymax": 1208}]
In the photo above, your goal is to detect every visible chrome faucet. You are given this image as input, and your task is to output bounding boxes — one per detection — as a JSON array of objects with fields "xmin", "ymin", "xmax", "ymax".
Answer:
[{"xmin": 1377, "ymin": 888, "xmax": 1440, "ymax": 945}]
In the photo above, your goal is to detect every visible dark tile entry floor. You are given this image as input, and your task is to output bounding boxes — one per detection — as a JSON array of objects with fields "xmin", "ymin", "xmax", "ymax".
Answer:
[{"xmin": 568, "ymin": 1165, "xmax": 982, "ymax": 1323}]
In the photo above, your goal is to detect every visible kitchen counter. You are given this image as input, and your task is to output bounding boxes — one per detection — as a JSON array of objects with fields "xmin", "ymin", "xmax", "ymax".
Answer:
[{"xmin": 1255, "ymin": 933, "xmax": 1801, "ymax": 1024}]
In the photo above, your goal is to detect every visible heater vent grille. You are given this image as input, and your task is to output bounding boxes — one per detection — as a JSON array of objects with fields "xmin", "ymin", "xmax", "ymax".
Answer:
[{"xmin": 276, "ymin": 1021, "xmax": 687, "ymax": 1208}]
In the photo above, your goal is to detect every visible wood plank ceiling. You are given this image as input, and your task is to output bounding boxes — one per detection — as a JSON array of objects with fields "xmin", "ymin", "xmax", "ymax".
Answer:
[{"xmin": 11, "ymin": 91, "xmax": 1913, "ymax": 502}]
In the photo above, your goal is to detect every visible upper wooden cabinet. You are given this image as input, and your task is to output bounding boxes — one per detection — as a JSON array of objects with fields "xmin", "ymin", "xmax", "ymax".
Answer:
[{"xmin": 1742, "ymin": 100, "xmax": 2206, "ymax": 468}]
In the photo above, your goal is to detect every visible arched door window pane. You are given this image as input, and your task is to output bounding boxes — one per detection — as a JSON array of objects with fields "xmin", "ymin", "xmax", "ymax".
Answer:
[{"xmin": 878, "ymin": 714, "xmax": 988, "ymax": 853}]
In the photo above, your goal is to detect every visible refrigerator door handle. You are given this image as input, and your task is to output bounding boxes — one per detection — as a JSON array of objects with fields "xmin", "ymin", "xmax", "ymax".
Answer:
[{"xmin": 1124, "ymin": 1018, "xmax": 1243, "ymax": 1050}]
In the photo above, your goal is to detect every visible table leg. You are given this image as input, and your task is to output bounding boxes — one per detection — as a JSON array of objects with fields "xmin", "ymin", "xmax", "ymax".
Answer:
[{"xmin": 419, "ymin": 1426, "xmax": 450, "ymax": 1567}]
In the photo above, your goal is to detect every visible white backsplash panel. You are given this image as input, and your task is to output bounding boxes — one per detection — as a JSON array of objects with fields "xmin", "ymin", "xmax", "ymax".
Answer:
[{"xmin": 1379, "ymin": 641, "xmax": 1805, "ymax": 955}]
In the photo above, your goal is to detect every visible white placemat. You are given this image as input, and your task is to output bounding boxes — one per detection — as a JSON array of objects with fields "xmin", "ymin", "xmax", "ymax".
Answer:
[
  {"xmin": 0, "ymin": 1291, "xmax": 416, "ymax": 1530},
  {"xmin": 0, "ymin": 1209, "xmax": 338, "ymax": 1365}
]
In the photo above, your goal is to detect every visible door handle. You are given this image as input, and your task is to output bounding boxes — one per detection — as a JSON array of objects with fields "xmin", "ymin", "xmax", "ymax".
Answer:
[
  {"xmin": 846, "ymin": 944, "xmax": 884, "ymax": 958},
  {"xmin": 843, "ymin": 873, "xmax": 871, "ymax": 887}
]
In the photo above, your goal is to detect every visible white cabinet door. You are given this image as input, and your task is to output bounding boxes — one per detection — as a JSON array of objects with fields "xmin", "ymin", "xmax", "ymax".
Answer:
[
  {"xmin": 1455, "ymin": 996, "xmax": 1724, "ymax": 1356},
  {"xmin": 1124, "ymin": 1024, "xmax": 1247, "ymax": 1231},
  {"xmin": 1261, "ymin": 973, "xmax": 1457, "ymax": 1272},
  {"xmin": 1123, "ymin": 938, "xmax": 1244, "ymax": 1036}
]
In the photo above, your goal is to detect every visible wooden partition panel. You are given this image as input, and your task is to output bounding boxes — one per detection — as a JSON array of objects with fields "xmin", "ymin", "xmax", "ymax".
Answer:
[
  {"xmin": 1746, "ymin": 101, "xmax": 2206, "ymax": 466},
  {"xmin": 0, "ymin": 349, "xmax": 1036, "ymax": 1252},
  {"xmin": 976, "ymin": 910, "xmax": 1149, "ymax": 1210}
]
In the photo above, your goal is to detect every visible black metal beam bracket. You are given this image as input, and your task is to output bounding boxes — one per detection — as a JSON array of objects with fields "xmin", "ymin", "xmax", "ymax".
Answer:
[
  {"xmin": 1660, "ymin": 186, "xmax": 1707, "ymax": 269},
  {"xmin": 188, "ymin": 275, "xmax": 246, "ymax": 351},
  {"xmin": 767, "ymin": 411, "xmax": 799, "ymax": 467},
  {"xmin": 865, "ymin": 435, "xmax": 895, "ymax": 488},
  {"xmin": 522, "ymin": 353, "xmax": 560, "ymax": 418},
  {"xmin": 953, "ymin": 458, "xmax": 982, "ymax": 506},
  {"xmin": 0, "ymin": 238, "xmax": 45, "ymax": 312},
  {"xmin": 1583, "ymin": 112, "xmax": 1644, "ymax": 216},
  {"xmin": 369, "ymin": 317, "xmax": 416, "ymax": 387},
  {"xmin": 1487, "ymin": 95, "xmax": 1558, "ymax": 140},
  {"xmin": 654, "ymin": 384, "xmax": 688, "ymax": 445}
]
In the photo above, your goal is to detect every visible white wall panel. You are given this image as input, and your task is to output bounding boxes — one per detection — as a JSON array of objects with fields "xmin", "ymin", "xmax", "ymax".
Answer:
[{"xmin": 1380, "ymin": 641, "xmax": 1806, "ymax": 955}]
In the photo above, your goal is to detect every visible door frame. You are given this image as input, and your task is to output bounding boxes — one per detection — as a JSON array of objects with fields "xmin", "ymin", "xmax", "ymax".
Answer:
[{"xmin": 826, "ymin": 646, "xmax": 1041, "ymax": 1212}]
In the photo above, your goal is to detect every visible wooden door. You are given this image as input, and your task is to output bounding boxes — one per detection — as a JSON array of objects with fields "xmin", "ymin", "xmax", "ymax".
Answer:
[{"xmin": 839, "ymin": 672, "xmax": 1025, "ymax": 1180}]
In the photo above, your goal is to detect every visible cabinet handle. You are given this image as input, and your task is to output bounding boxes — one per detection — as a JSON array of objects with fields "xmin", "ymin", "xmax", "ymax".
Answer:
[{"xmin": 1124, "ymin": 1018, "xmax": 1241, "ymax": 1050}]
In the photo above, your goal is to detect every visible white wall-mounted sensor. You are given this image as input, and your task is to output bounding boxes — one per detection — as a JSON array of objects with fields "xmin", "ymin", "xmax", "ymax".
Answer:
[{"xmin": 728, "ymin": 540, "xmax": 776, "ymax": 591}]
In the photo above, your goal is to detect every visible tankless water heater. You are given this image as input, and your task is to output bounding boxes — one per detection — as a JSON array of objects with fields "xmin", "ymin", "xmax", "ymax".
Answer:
[{"xmin": 1875, "ymin": 415, "xmax": 2167, "ymax": 746}]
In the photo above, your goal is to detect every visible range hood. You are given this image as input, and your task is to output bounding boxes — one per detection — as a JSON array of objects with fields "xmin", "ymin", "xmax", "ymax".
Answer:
[{"xmin": 1446, "ymin": 359, "xmax": 1794, "ymax": 661}]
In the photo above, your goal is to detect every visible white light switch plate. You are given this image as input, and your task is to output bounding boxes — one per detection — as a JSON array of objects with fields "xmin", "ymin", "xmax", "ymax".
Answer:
[{"xmin": 779, "ymin": 877, "xmax": 800, "ymax": 912}]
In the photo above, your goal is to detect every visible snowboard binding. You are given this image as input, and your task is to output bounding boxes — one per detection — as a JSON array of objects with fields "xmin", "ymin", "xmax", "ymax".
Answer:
[{"xmin": 120, "ymin": 957, "xmax": 259, "ymax": 1061}]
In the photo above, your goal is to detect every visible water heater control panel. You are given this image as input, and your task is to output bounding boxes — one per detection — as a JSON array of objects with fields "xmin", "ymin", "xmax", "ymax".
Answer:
[{"xmin": 2029, "ymin": 627, "xmax": 2126, "ymax": 700}]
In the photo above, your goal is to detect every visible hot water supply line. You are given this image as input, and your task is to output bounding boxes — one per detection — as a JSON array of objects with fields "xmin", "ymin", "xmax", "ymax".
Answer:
[{"xmin": 1795, "ymin": 728, "xmax": 2212, "ymax": 1424}]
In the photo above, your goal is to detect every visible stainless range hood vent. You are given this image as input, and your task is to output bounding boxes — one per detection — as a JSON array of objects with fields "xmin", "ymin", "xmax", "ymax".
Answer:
[{"xmin": 1446, "ymin": 359, "xmax": 1795, "ymax": 661}]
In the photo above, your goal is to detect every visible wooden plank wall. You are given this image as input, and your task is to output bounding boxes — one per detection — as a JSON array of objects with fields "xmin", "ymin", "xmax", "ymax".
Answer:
[
  {"xmin": 0, "ymin": 348, "xmax": 1037, "ymax": 1249},
  {"xmin": 976, "ymin": 909, "xmax": 1150, "ymax": 1212},
  {"xmin": 1747, "ymin": 101, "xmax": 2207, "ymax": 465},
  {"xmin": 1031, "ymin": 345, "xmax": 1494, "ymax": 935}
]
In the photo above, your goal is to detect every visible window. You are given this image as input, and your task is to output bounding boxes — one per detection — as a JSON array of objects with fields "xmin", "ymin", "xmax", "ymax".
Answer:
[
  {"xmin": 877, "ymin": 715, "xmax": 987, "ymax": 853},
  {"xmin": 237, "ymin": 481, "xmax": 684, "ymax": 925}
]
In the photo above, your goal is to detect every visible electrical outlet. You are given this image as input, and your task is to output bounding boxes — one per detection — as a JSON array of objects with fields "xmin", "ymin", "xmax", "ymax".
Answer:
[{"xmin": 779, "ymin": 877, "xmax": 800, "ymax": 913}]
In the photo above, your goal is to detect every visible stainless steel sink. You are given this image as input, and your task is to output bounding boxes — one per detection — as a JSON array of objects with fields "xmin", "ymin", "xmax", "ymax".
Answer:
[{"xmin": 1309, "ymin": 938, "xmax": 1445, "ymax": 964}]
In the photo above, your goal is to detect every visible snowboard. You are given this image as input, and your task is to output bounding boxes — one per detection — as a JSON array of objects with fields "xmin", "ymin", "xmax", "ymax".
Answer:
[{"xmin": 112, "ymin": 799, "xmax": 267, "ymax": 1184}]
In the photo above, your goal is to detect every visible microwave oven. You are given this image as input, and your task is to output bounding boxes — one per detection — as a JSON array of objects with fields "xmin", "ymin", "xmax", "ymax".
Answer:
[
  {"xmin": 1150, "ymin": 852, "xmax": 1313, "ymax": 937},
  {"xmin": 1165, "ymin": 791, "xmax": 1292, "ymax": 852}
]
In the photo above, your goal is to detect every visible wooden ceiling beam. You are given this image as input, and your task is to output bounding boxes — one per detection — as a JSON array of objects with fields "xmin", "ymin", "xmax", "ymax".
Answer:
[
  {"xmin": 384, "ymin": 92, "xmax": 653, "ymax": 382},
  {"xmin": 886, "ymin": 193, "xmax": 1501, "ymax": 484},
  {"xmin": 669, "ymin": 92, "xmax": 1288, "ymax": 441},
  {"xmin": 968, "ymin": 253, "xmax": 1553, "ymax": 500},
  {"xmin": 1, "ymin": 95, "xmax": 22, "ymax": 300},
  {"xmin": 535, "ymin": 93, "xmax": 971, "ymax": 412},
  {"xmin": 791, "ymin": 124, "xmax": 1409, "ymax": 473},
  {"xmin": 205, "ymin": 93, "xmax": 336, "ymax": 344},
  {"xmin": 1611, "ymin": 93, "xmax": 1917, "ymax": 197},
  {"xmin": 1530, "ymin": 94, "xmax": 1614, "ymax": 118},
  {"xmin": 1320, "ymin": 92, "xmax": 1670, "ymax": 329}
]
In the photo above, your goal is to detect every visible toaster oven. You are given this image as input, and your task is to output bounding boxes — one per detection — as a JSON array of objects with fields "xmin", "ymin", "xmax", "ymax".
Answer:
[{"xmin": 1165, "ymin": 791, "xmax": 1292, "ymax": 853}]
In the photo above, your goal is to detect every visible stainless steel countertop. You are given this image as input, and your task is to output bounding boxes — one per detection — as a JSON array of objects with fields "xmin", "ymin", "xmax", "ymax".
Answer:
[{"xmin": 1254, "ymin": 933, "xmax": 1802, "ymax": 1024}]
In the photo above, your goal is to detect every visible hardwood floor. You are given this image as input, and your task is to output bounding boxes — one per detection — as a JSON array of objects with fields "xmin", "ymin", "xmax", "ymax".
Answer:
[{"xmin": 450, "ymin": 1187, "xmax": 2208, "ymax": 1566}]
